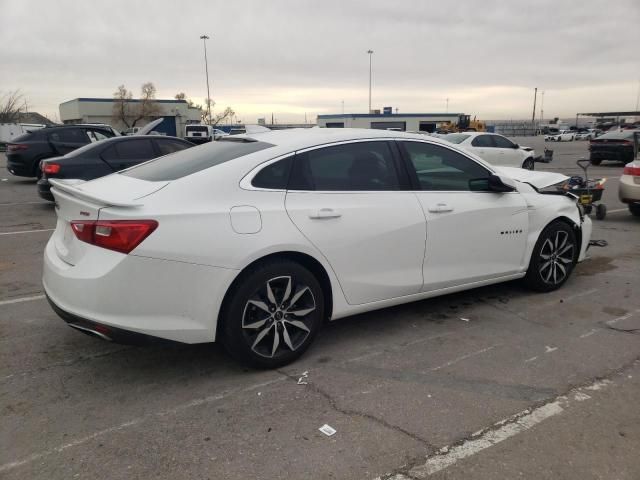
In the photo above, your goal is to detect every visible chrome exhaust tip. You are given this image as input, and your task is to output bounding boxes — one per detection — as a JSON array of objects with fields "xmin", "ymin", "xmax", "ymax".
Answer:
[{"xmin": 68, "ymin": 323, "xmax": 112, "ymax": 341}]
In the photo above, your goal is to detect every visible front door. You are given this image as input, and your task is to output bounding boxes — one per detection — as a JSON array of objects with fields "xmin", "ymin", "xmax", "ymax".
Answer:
[
  {"xmin": 398, "ymin": 140, "xmax": 529, "ymax": 291},
  {"xmin": 285, "ymin": 140, "xmax": 426, "ymax": 305}
]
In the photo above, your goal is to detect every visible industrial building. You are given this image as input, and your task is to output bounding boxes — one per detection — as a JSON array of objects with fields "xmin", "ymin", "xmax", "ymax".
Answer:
[
  {"xmin": 59, "ymin": 98, "xmax": 202, "ymax": 136},
  {"xmin": 316, "ymin": 111, "xmax": 463, "ymax": 132}
]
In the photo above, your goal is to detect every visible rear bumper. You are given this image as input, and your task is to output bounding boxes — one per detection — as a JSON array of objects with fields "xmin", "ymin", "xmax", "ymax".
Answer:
[
  {"xmin": 43, "ymin": 237, "xmax": 238, "ymax": 344},
  {"xmin": 37, "ymin": 178, "xmax": 54, "ymax": 201},
  {"xmin": 6, "ymin": 157, "xmax": 34, "ymax": 177},
  {"xmin": 590, "ymin": 149, "xmax": 633, "ymax": 162},
  {"xmin": 619, "ymin": 174, "xmax": 640, "ymax": 204}
]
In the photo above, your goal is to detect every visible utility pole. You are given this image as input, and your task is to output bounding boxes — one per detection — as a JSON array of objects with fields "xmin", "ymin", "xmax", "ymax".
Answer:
[
  {"xmin": 200, "ymin": 35, "xmax": 212, "ymax": 125},
  {"xmin": 531, "ymin": 87, "xmax": 538, "ymax": 128},
  {"xmin": 341, "ymin": 100, "xmax": 344, "ymax": 115},
  {"xmin": 367, "ymin": 50, "xmax": 374, "ymax": 113},
  {"xmin": 446, "ymin": 98, "xmax": 449, "ymax": 113},
  {"xmin": 540, "ymin": 90, "xmax": 545, "ymax": 124}
]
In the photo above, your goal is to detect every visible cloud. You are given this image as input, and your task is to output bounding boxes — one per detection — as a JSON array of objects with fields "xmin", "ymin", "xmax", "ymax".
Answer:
[{"xmin": 2, "ymin": 0, "xmax": 638, "ymax": 123}]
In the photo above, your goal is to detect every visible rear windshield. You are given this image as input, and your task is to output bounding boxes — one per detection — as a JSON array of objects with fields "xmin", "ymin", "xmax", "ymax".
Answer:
[
  {"xmin": 442, "ymin": 133, "xmax": 470, "ymax": 144},
  {"xmin": 186, "ymin": 126, "xmax": 209, "ymax": 133},
  {"xmin": 596, "ymin": 130, "xmax": 637, "ymax": 140},
  {"xmin": 12, "ymin": 132, "xmax": 35, "ymax": 142},
  {"xmin": 121, "ymin": 140, "xmax": 275, "ymax": 181}
]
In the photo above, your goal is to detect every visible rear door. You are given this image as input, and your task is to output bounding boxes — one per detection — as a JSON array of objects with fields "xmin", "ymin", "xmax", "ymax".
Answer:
[
  {"xmin": 285, "ymin": 140, "xmax": 426, "ymax": 305},
  {"xmin": 468, "ymin": 134, "xmax": 499, "ymax": 164},
  {"xmin": 48, "ymin": 128, "xmax": 91, "ymax": 155},
  {"xmin": 100, "ymin": 138, "xmax": 156, "ymax": 171}
]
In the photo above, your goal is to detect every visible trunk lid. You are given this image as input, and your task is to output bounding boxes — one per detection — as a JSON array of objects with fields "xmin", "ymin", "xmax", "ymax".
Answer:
[{"xmin": 49, "ymin": 175, "xmax": 166, "ymax": 265}]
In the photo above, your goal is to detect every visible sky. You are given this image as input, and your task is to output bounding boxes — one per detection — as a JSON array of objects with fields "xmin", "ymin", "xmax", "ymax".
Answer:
[{"xmin": 1, "ymin": 0, "xmax": 639, "ymax": 124}]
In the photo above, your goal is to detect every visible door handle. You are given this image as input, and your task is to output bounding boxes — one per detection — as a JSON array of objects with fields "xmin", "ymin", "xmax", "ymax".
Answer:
[
  {"xmin": 428, "ymin": 203, "xmax": 454, "ymax": 213},
  {"xmin": 309, "ymin": 208, "xmax": 342, "ymax": 219}
]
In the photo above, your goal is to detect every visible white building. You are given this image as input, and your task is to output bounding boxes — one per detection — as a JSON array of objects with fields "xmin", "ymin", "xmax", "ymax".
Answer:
[
  {"xmin": 317, "ymin": 112, "xmax": 464, "ymax": 133},
  {"xmin": 59, "ymin": 98, "xmax": 202, "ymax": 136}
]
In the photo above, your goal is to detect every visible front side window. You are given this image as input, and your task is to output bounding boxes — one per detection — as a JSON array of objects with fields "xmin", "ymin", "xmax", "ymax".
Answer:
[
  {"xmin": 401, "ymin": 141, "xmax": 491, "ymax": 191},
  {"xmin": 492, "ymin": 135, "xmax": 515, "ymax": 148},
  {"xmin": 290, "ymin": 141, "xmax": 401, "ymax": 191},
  {"xmin": 86, "ymin": 129, "xmax": 110, "ymax": 143},
  {"xmin": 470, "ymin": 135, "xmax": 494, "ymax": 148}
]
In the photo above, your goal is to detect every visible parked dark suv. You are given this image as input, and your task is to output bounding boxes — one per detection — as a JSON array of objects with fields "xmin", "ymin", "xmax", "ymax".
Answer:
[
  {"xmin": 589, "ymin": 130, "xmax": 639, "ymax": 165},
  {"xmin": 37, "ymin": 135, "xmax": 194, "ymax": 201},
  {"xmin": 6, "ymin": 125, "xmax": 116, "ymax": 178}
]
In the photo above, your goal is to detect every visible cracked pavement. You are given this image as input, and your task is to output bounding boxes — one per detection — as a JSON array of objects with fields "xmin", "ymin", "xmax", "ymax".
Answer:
[{"xmin": 2, "ymin": 139, "xmax": 640, "ymax": 479}]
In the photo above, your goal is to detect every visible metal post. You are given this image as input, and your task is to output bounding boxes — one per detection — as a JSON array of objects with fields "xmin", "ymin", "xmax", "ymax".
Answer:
[
  {"xmin": 367, "ymin": 50, "xmax": 374, "ymax": 113},
  {"xmin": 540, "ymin": 91, "xmax": 544, "ymax": 124},
  {"xmin": 531, "ymin": 88, "xmax": 537, "ymax": 132},
  {"xmin": 200, "ymin": 35, "xmax": 212, "ymax": 125},
  {"xmin": 446, "ymin": 98, "xmax": 449, "ymax": 113}
]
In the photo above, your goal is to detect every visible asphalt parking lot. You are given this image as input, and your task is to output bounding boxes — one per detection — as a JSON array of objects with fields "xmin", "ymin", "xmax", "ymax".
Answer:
[{"xmin": 1, "ymin": 139, "xmax": 639, "ymax": 480}]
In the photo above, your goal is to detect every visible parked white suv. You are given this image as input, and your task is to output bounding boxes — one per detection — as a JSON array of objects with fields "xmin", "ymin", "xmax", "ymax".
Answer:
[{"xmin": 185, "ymin": 124, "xmax": 228, "ymax": 144}]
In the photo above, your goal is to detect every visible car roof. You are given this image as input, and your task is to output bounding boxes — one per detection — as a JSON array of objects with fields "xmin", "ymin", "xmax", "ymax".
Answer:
[{"xmin": 231, "ymin": 127, "xmax": 451, "ymax": 151}]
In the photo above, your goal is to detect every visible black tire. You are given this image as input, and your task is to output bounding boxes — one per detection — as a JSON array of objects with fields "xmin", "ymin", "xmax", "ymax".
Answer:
[
  {"xmin": 590, "ymin": 158, "xmax": 602, "ymax": 166},
  {"xmin": 524, "ymin": 221, "xmax": 578, "ymax": 292},
  {"xmin": 522, "ymin": 157, "xmax": 535, "ymax": 170},
  {"xmin": 220, "ymin": 260, "xmax": 324, "ymax": 368},
  {"xmin": 595, "ymin": 204, "xmax": 607, "ymax": 220},
  {"xmin": 629, "ymin": 203, "xmax": 640, "ymax": 217}
]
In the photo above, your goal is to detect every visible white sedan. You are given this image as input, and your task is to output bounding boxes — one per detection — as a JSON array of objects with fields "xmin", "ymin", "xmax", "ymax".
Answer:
[
  {"xmin": 44, "ymin": 128, "xmax": 592, "ymax": 368},
  {"xmin": 441, "ymin": 132, "xmax": 537, "ymax": 170},
  {"xmin": 545, "ymin": 131, "xmax": 575, "ymax": 142}
]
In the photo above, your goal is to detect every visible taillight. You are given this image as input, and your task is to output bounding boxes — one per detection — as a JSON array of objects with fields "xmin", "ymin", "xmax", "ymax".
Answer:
[
  {"xmin": 623, "ymin": 165, "xmax": 640, "ymax": 176},
  {"xmin": 7, "ymin": 144, "xmax": 28, "ymax": 152},
  {"xmin": 43, "ymin": 163, "xmax": 61, "ymax": 175},
  {"xmin": 70, "ymin": 220, "xmax": 158, "ymax": 254}
]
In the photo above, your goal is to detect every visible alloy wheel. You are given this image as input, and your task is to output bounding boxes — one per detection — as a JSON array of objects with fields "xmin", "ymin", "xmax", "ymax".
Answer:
[
  {"xmin": 538, "ymin": 230, "xmax": 574, "ymax": 285},
  {"xmin": 241, "ymin": 276, "xmax": 316, "ymax": 359}
]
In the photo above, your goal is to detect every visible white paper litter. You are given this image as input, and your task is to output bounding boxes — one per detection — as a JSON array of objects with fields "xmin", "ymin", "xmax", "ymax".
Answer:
[
  {"xmin": 297, "ymin": 371, "xmax": 309, "ymax": 385},
  {"xmin": 460, "ymin": 318, "xmax": 470, "ymax": 322},
  {"xmin": 319, "ymin": 424, "xmax": 337, "ymax": 436}
]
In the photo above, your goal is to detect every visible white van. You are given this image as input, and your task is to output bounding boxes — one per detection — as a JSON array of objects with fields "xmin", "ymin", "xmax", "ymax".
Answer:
[{"xmin": 185, "ymin": 124, "xmax": 228, "ymax": 144}]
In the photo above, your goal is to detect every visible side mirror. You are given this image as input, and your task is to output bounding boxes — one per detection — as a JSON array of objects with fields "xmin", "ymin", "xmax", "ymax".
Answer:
[
  {"xmin": 488, "ymin": 174, "xmax": 516, "ymax": 192},
  {"xmin": 512, "ymin": 143, "xmax": 520, "ymax": 148}
]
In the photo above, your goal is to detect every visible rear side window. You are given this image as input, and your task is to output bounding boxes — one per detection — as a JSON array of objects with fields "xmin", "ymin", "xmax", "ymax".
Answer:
[
  {"xmin": 122, "ymin": 140, "xmax": 275, "ymax": 181},
  {"xmin": 289, "ymin": 141, "xmax": 401, "ymax": 191},
  {"xmin": 116, "ymin": 139, "xmax": 155, "ymax": 159},
  {"xmin": 49, "ymin": 129, "xmax": 89, "ymax": 144},
  {"xmin": 252, "ymin": 157, "xmax": 292, "ymax": 189},
  {"xmin": 471, "ymin": 135, "xmax": 494, "ymax": 147},
  {"xmin": 155, "ymin": 139, "xmax": 191, "ymax": 156}
]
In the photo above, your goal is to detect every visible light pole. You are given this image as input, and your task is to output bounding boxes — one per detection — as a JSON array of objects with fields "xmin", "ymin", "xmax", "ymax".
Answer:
[
  {"xmin": 367, "ymin": 50, "xmax": 374, "ymax": 113},
  {"xmin": 200, "ymin": 34, "xmax": 212, "ymax": 125}
]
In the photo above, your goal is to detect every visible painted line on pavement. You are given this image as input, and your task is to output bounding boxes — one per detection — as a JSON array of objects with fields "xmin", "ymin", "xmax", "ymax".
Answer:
[
  {"xmin": 0, "ymin": 228, "xmax": 54, "ymax": 236},
  {"xmin": 429, "ymin": 345, "xmax": 498, "ymax": 372},
  {"xmin": 0, "ymin": 201, "xmax": 50, "ymax": 207},
  {"xmin": 398, "ymin": 375, "xmax": 617, "ymax": 478},
  {"xmin": 0, "ymin": 294, "xmax": 46, "ymax": 306}
]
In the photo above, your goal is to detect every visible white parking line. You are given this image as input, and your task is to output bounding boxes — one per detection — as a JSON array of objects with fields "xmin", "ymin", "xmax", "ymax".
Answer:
[
  {"xmin": 0, "ymin": 228, "xmax": 54, "ymax": 236},
  {"xmin": 429, "ymin": 345, "xmax": 498, "ymax": 371},
  {"xmin": 0, "ymin": 201, "xmax": 50, "ymax": 207},
  {"xmin": 606, "ymin": 208, "xmax": 629, "ymax": 214},
  {"xmin": 402, "ymin": 376, "xmax": 616, "ymax": 478},
  {"xmin": 0, "ymin": 294, "xmax": 46, "ymax": 306}
]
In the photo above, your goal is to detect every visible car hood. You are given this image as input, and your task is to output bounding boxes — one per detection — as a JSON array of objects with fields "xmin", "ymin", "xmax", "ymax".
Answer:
[{"xmin": 494, "ymin": 166, "xmax": 568, "ymax": 189}]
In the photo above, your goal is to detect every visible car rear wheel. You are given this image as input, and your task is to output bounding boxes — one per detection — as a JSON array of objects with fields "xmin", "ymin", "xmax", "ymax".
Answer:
[
  {"xmin": 221, "ymin": 260, "xmax": 324, "ymax": 368},
  {"xmin": 522, "ymin": 157, "xmax": 535, "ymax": 170},
  {"xmin": 524, "ymin": 221, "xmax": 578, "ymax": 292},
  {"xmin": 629, "ymin": 203, "xmax": 640, "ymax": 217}
]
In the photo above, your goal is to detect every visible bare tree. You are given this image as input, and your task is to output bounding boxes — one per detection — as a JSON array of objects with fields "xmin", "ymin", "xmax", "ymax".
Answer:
[
  {"xmin": 112, "ymin": 83, "xmax": 162, "ymax": 129},
  {"xmin": 210, "ymin": 106, "xmax": 235, "ymax": 126},
  {"xmin": 112, "ymin": 85, "xmax": 133, "ymax": 128},
  {"xmin": 174, "ymin": 92, "xmax": 186, "ymax": 100},
  {"xmin": 0, "ymin": 90, "xmax": 24, "ymax": 123}
]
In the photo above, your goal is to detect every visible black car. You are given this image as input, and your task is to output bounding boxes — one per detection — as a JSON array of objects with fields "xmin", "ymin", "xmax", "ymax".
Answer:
[
  {"xmin": 37, "ymin": 135, "xmax": 194, "ymax": 201},
  {"xmin": 589, "ymin": 130, "xmax": 639, "ymax": 165},
  {"xmin": 6, "ymin": 125, "xmax": 117, "ymax": 177}
]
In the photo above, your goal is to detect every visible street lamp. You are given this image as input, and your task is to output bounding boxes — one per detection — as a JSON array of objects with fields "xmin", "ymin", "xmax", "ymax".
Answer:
[
  {"xmin": 367, "ymin": 50, "xmax": 374, "ymax": 113},
  {"xmin": 200, "ymin": 34, "xmax": 212, "ymax": 125}
]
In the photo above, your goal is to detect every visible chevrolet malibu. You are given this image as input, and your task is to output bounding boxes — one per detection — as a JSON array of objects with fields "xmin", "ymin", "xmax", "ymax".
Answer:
[{"xmin": 44, "ymin": 129, "xmax": 592, "ymax": 368}]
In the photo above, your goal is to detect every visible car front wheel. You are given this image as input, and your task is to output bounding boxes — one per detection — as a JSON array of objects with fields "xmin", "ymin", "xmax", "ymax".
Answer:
[
  {"xmin": 522, "ymin": 157, "xmax": 535, "ymax": 170},
  {"xmin": 221, "ymin": 260, "xmax": 324, "ymax": 368},
  {"xmin": 524, "ymin": 221, "xmax": 578, "ymax": 292}
]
